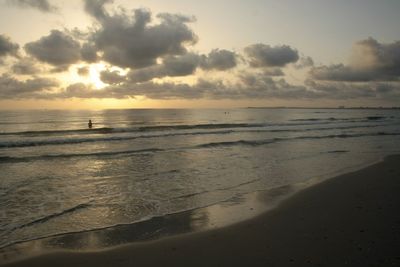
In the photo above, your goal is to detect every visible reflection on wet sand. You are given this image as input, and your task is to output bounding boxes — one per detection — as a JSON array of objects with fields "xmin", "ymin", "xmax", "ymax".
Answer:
[{"xmin": 0, "ymin": 184, "xmax": 297, "ymax": 264}]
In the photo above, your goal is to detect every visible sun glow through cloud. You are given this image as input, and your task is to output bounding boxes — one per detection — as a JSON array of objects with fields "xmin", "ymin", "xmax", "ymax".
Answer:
[
  {"xmin": 89, "ymin": 64, "xmax": 107, "ymax": 89},
  {"xmin": 0, "ymin": 0, "xmax": 399, "ymax": 109}
]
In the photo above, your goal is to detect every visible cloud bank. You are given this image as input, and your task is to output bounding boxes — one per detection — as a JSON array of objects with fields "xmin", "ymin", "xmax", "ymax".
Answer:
[
  {"xmin": 0, "ymin": 1, "xmax": 399, "ymax": 105},
  {"xmin": 311, "ymin": 38, "xmax": 400, "ymax": 82},
  {"xmin": 0, "ymin": 74, "xmax": 58, "ymax": 98}
]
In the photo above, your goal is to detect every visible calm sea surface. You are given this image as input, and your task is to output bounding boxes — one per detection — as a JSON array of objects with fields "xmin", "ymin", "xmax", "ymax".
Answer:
[{"xmin": 0, "ymin": 108, "xmax": 399, "ymax": 248}]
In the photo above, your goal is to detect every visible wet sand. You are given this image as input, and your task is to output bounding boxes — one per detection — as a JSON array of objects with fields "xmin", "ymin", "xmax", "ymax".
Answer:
[{"xmin": 2, "ymin": 155, "xmax": 400, "ymax": 267}]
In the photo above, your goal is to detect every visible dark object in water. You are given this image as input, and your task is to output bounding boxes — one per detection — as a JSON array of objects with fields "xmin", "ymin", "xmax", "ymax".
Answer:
[
  {"xmin": 367, "ymin": 116, "xmax": 385, "ymax": 120},
  {"xmin": 88, "ymin": 120, "xmax": 93, "ymax": 129}
]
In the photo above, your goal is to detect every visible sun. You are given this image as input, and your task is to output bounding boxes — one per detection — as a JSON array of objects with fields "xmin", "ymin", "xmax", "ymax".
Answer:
[
  {"xmin": 89, "ymin": 64, "xmax": 107, "ymax": 89},
  {"xmin": 67, "ymin": 63, "xmax": 127, "ymax": 90}
]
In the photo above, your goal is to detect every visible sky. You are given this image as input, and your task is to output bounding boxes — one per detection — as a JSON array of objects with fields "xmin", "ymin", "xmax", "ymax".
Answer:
[{"xmin": 0, "ymin": 0, "xmax": 399, "ymax": 109}]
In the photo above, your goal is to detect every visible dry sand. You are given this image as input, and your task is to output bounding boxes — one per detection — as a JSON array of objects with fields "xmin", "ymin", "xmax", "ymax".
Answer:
[{"xmin": 2, "ymin": 155, "xmax": 400, "ymax": 267}]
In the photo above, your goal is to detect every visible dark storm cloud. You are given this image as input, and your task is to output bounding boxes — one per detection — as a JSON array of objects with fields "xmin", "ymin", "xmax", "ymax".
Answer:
[
  {"xmin": 200, "ymin": 49, "xmax": 237, "ymax": 71},
  {"xmin": 6, "ymin": 0, "xmax": 57, "ymax": 13},
  {"xmin": 311, "ymin": 38, "xmax": 400, "ymax": 82},
  {"xmin": 25, "ymin": 30, "xmax": 81, "ymax": 68},
  {"xmin": 83, "ymin": 0, "xmax": 198, "ymax": 69},
  {"xmin": 0, "ymin": 74, "xmax": 58, "ymax": 98},
  {"xmin": 0, "ymin": 34, "xmax": 19, "ymax": 58},
  {"xmin": 11, "ymin": 57, "xmax": 41, "ymax": 75},
  {"xmin": 244, "ymin": 44, "xmax": 299, "ymax": 68},
  {"xmin": 100, "ymin": 69, "xmax": 126, "ymax": 84}
]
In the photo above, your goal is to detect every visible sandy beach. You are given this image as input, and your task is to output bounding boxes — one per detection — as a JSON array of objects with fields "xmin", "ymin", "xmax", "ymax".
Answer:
[{"xmin": 2, "ymin": 155, "xmax": 400, "ymax": 267}]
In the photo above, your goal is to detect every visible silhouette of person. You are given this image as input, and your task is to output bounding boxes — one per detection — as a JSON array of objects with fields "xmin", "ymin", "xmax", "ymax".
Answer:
[{"xmin": 88, "ymin": 119, "xmax": 93, "ymax": 129}]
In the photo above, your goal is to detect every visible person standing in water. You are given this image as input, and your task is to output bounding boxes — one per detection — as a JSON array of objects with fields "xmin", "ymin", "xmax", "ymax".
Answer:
[{"xmin": 88, "ymin": 119, "xmax": 93, "ymax": 129}]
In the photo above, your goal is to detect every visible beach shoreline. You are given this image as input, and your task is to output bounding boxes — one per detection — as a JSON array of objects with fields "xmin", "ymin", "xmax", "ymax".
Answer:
[{"xmin": 1, "ymin": 154, "xmax": 399, "ymax": 266}]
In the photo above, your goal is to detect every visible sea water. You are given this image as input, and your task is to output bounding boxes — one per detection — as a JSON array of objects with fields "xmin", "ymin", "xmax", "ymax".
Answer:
[{"xmin": 0, "ymin": 108, "xmax": 399, "ymax": 248}]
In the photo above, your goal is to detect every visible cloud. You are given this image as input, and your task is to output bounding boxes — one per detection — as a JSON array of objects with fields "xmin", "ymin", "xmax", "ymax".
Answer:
[
  {"xmin": 350, "ymin": 38, "xmax": 400, "ymax": 71},
  {"xmin": 244, "ymin": 44, "xmax": 299, "ymax": 68},
  {"xmin": 2, "ymin": 0, "xmax": 398, "ymax": 104},
  {"xmin": 24, "ymin": 30, "xmax": 81, "ymax": 69},
  {"xmin": 200, "ymin": 49, "xmax": 237, "ymax": 71},
  {"xmin": 107, "ymin": 76, "xmax": 315, "ymax": 100},
  {"xmin": 162, "ymin": 53, "xmax": 200, "ymax": 76},
  {"xmin": 6, "ymin": 0, "xmax": 57, "ymax": 13},
  {"xmin": 310, "ymin": 64, "xmax": 375, "ymax": 82},
  {"xmin": 2, "ymin": 71, "xmax": 399, "ymax": 101},
  {"xmin": 139, "ymin": 73, "xmax": 398, "ymax": 101},
  {"xmin": 58, "ymin": 82, "xmax": 145, "ymax": 99},
  {"xmin": 305, "ymin": 79, "xmax": 400, "ymax": 99},
  {"xmin": 128, "ymin": 50, "xmax": 238, "ymax": 83},
  {"xmin": 100, "ymin": 69, "xmax": 126, "ymax": 84},
  {"xmin": 60, "ymin": 83, "xmax": 108, "ymax": 98},
  {"xmin": 53, "ymin": 72, "xmax": 329, "ymax": 100},
  {"xmin": 80, "ymin": 43, "xmax": 98, "ymax": 63},
  {"xmin": 127, "ymin": 66, "xmax": 163, "ymax": 83},
  {"xmin": 83, "ymin": 0, "xmax": 113, "ymax": 20},
  {"xmin": 294, "ymin": 56, "xmax": 314, "ymax": 69},
  {"xmin": 235, "ymin": 72, "xmax": 316, "ymax": 99},
  {"xmin": 83, "ymin": 2, "xmax": 198, "ymax": 69},
  {"xmin": 0, "ymin": 34, "xmax": 19, "ymax": 58},
  {"xmin": 77, "ymin": 66, "xmax": 89, "ymax": 76},
  {"xmin": 128, "ymin": 53, "xmax": 201, "ymax": 82},
  {"xmin": 0, "ymin": 74, "xmax": 58, "ymax": 98},
  {"xmin": 12, "ymin": 57, "xmax": 41, "ymax": 75},
  {"xmin": 55, "ymin": 82, "xmax": 122, "ymax": 99},
  {"xmin": 262, "ymin": 68, "xmax": 285, "ymax": 76},
  {"xmin": 310, "ymin": 38, "xmax": 400, "ymax": 82},
  {"xmin": 112, "ymin": 81, "xmax": 203, "ymax": 99}
]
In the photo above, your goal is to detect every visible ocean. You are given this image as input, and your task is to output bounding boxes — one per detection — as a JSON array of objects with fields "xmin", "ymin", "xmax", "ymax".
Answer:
[{"xmin": 0, "ymin": 108, "xmax": 399, "ymax": 249}]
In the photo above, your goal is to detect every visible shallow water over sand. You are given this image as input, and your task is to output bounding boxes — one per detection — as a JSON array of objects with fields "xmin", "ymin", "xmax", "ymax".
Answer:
[{"xmin": 1, "ymin": 108, "xmax": 400, "ymax": 248}]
